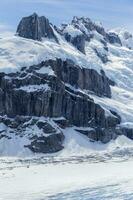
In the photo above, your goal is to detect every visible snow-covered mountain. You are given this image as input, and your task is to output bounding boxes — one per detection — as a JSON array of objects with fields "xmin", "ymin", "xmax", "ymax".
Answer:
[{"xmin": 0, "ymin": 13, "xmax": 132, "ymax": 156}]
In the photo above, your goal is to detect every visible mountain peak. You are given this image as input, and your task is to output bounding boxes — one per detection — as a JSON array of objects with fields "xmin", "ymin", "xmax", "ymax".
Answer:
[
  {"xmin": 71, "ymin": 16, "xmax": 106, "ymax": 37},
  {"xmin": 31, "ymin": 12, "xmax": 38, "ymax": 17},
  {"xmin": 16, "ymin": 13, "xmax": 58, "ymax": 42},
  {"xmin": 72, "ymin": 16, "xmax": 92, "ymax": 24}
]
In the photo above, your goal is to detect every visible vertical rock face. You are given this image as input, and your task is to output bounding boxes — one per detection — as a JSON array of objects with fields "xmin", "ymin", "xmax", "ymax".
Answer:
[
  {"xmin": 64, "ymin": 33, "xmax": 86, "ymax": 54},
  {"xmin": 50, "ymin": 59, "xmax": 112, "ymax": 97},
  {"xmin": 0, "ymin": 59, "xmax": 118, "ymax": 129},
  {"xmin": 1, "ymin": 13, "xmax": 132, "ymax": 154},
  {"xmin": 107, "ymin": 32, "xmax": 122, "ymax": 45},
  {"xmin": 16, "ymin": 13, "xmax": 58, "ymax": 42}
]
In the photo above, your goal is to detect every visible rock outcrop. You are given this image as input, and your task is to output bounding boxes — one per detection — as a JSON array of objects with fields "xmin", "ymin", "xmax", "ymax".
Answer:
[
  {"xmin": 17, "ymin": 13, "xmax": 58, "ymax": 42},
  {"xmin": 64, "ymin": 33, "xmax": 86, "ymax": 54},
  {"xmin": 0, "ymin": 116, "xmax": 64, "ymax": 153},
  {"xmin": 0, "ymin": 59, "xmax": 113, "ymax": 125},
  {"xmin": 107, "ymin": 32, "xmax": 122, "ymax": 45},
  {"xmin": 0, "ymin": 58, "xmax": 121, "ymax": 152}
]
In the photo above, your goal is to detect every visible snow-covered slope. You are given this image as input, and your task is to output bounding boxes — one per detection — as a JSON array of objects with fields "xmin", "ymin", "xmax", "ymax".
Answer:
[
  {"xmin": 61, "ymin": 17, "xmax": 133, "ymax": 129},
  {"xmin": 0, "ymin": 33, "xmax": 102, "ymax": 74},
  {"xmin": 1, "ymin": 156, "xmax": 133, "ymax": 199},
  {"xmin": 109, "ymin": 28, "xmax": 133, "ymax": 49},
  {"xmin": 87, "ymin": 38, "xmax": 133, "ymax": 127}
]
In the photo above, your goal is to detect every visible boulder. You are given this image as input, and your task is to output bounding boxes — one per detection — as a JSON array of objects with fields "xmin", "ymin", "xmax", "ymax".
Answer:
[{"xmin": 26, "ymin": 133, "xmax": 64, "ymax": 153}]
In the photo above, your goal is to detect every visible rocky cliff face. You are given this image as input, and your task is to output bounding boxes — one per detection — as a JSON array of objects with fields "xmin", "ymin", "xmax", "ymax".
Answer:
[
  {"xmin": 17, "ymin": 13, "xmax": 58, "ymax": 42},
  {"xmin": 0, "ymin": 58, "xmax": 122, "ymax": 152},
  {"xmin": 0, "ymin": 59, "xmax": 113, "ymax": 121},
  {"xmin": 0, "ymin": 13, "xmax": 132, "ymax": 155}
]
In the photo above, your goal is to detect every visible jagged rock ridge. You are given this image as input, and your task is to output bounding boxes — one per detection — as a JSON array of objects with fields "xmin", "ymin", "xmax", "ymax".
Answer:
[
  {"xmin": 61, "ymin": 16, "xmax": 122, "ymax": 56},
  {"xmin": 17, "ymin": 13, "xmax": 58, "ymax": 42}
]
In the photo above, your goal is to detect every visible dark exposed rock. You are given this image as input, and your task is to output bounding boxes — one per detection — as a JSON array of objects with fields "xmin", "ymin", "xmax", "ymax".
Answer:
[
  {"xmin": 16, "ymin": 13, "xmax": 58, "ymax": 42},
  {"xmin": 0, "ymin": 116, "xmax": 65, "ymax": 153},
  {"xmin": 64, "ymin": 33, "xmax": 86, "ymax": 54},
  {"xmin": 122, "ymin": 128, "xmax": 133, "ymax": 139},
  {"xmin": 37, "ymin": 121, "xmax": 56, "ymax": 134},
  {"xmin": 106, "ymin": 32, "xmax": 122, "ymax": 45},
  {"xmin": 93, "ymin": 128, "xmax": 117, "ymax": 143},
  {"xmin": 110, "ymin": 110, "xmax": 121, "ymax": 123},
  {"xmin": 108, "ymin": 79, "xmax": 115, "ymax": 86},
  {"xmin": 53, "ymin": 118, "xmax": 69, "ymax": 129},
  {"xmin": 0, "ymin": 134, "xmax": 11, "ymax": 140},
  {"xmin": 76, "ymin": 127, "xmax": 117, "ymax": 144},
  {"xmin": 0, "ymin": 59, "xmax": 116, "ymax": 130},
  {"xmin": 26, "ymin": 133, "xmax": 64, "ymax": 153},
  {"xmin": 94, "ymin": 48, "xmax": 109, "ymax": 63},
  {"xmin": 105, "ymin": 115, "xmax": 121, "ymax": 128},
  {"xmin": 116, "ymin": 127, "xmax": 133, "ymax": 139}
]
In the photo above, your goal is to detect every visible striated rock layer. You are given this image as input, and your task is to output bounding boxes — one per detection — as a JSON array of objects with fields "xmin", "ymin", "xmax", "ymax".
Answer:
[{"xmin": 0, "ymin": 59, "xmax": 121, "ymax": 152}]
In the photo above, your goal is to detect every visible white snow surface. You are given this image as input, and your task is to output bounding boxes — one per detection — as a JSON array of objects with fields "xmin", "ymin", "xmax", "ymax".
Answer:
[
  {"xmin": 0, "ymin": 34, "xmax": 102, "ymax": 74},
  {"xmin": 63, "ymin": 24, "xmax": 83, "ymax": 38},
  {"xmin": 17, "ymin": 84, "xmax": 50, "ymax": 92},
  {"xmin": 36, "ymin": 65, "xmax": 55, "ymax": 76},
  {"xmin": 0, "ymin": 159, "xmax": 133, "ymax": 199},
  {"xmin": 0, "ymin": 126, "xmax": 133, "ymax": 199},
  {"xmin": 61, "ymin": 128, "xmax": 133, "ymax": 156},
  {"xmin": 89, "ymin": 43, "xmax": 133, "ymax": 126}
]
